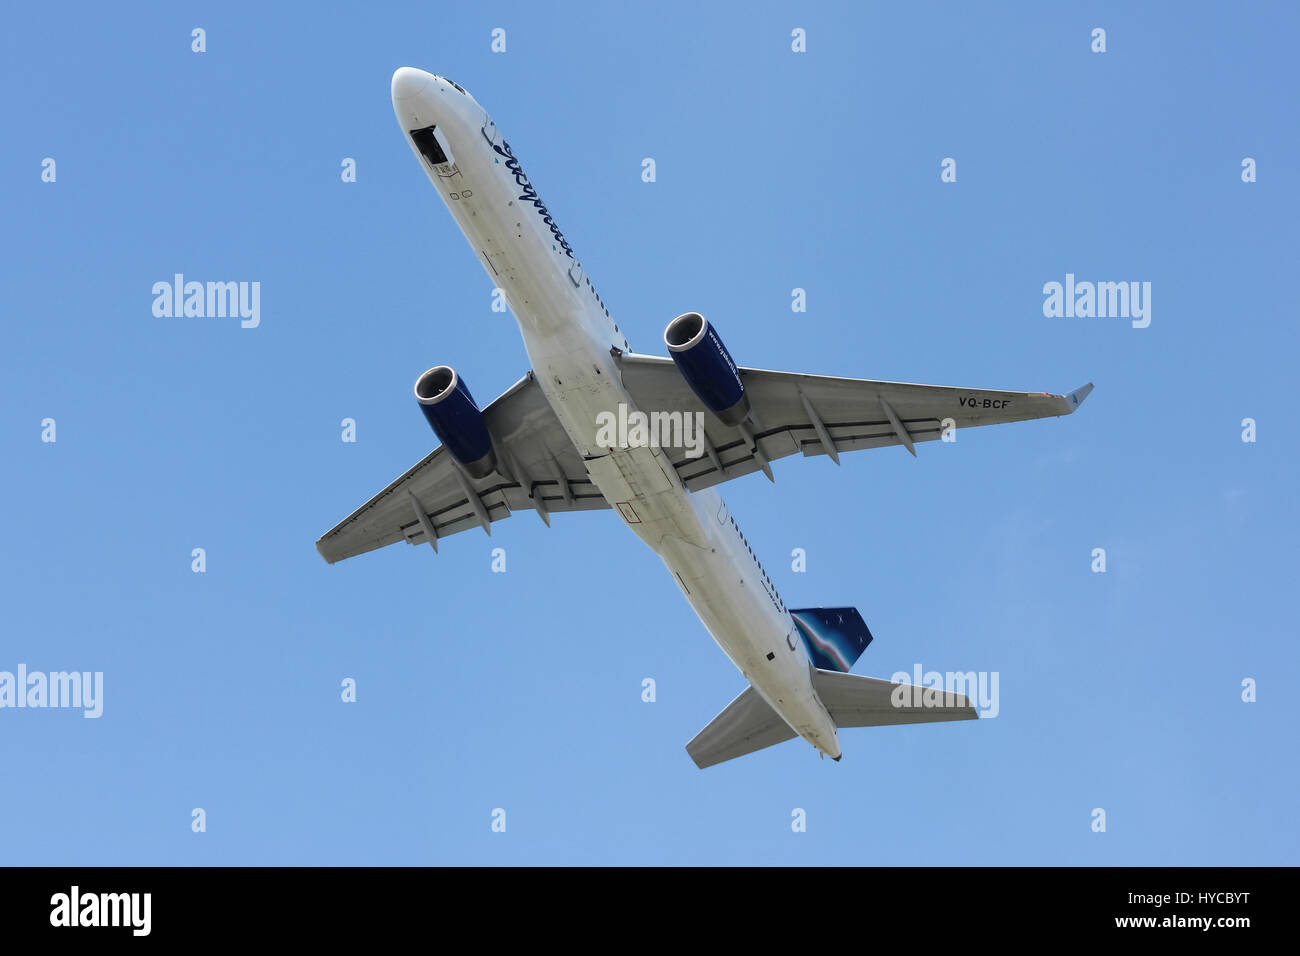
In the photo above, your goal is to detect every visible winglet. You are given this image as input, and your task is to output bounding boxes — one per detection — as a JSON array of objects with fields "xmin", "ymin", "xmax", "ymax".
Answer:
[{"xmin": 1062, "ymin": 382, "xmax": 1094, "ymax": 413}]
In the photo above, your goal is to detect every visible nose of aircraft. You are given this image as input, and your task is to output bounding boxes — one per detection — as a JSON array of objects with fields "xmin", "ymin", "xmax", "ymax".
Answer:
[
  {"xmin": 391, "ymin": 66, "xmax": 435, "ymax": 103},
  {"xmin": 391, "ymin": 67, "xmax": 481, "ymax": 132}
]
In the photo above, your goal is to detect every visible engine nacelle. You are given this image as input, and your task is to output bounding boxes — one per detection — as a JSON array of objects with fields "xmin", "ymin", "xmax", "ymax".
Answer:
[
  {"xmin": 663, "ymin": 312, "xmax": 750, "ymax": 426},
  {"xmin": 414, "ymin": 365, "xmax": 497, "ymax": 478}
]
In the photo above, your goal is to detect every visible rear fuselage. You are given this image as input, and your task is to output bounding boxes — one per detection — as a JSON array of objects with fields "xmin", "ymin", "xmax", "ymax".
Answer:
[{"xmin": 390, "ymin": 68, "xmax": 839, "ymax": 759}]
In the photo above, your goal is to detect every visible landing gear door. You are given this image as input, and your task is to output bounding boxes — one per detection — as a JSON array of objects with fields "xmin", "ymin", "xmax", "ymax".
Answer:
[{"xmin": 409, "ymin": 125, "xmax": 459, "ymax": 179}]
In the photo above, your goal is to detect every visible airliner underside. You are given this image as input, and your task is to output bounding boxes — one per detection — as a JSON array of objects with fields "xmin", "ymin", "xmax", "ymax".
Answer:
[{"xmin": 316, "ymin": 68, "xmax": 1093, "ymax": 768}]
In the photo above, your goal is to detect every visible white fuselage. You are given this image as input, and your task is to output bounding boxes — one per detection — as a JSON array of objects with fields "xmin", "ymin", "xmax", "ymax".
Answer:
[{"xmin": 391, "ymin": 69, "xmax": 839, "ymax": 759}]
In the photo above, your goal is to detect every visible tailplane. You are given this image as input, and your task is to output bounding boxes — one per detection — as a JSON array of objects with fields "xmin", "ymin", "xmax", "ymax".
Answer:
[
  {"xmin": 685, "ymin": 686, "xmax": 796, "ymax": 769},
  {"xmin": 685, "ymin": 667, "xmax": 978, "ymax": 769},
  {"xmin": 810, "ymin": 668, "xmax": 978, "ymax": 729}
]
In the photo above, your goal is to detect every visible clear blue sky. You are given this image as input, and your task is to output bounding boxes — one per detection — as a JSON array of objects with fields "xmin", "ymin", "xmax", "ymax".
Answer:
[{"xmin": 2, "ymin": 1, "xmax": 1296, "ymax": 865}]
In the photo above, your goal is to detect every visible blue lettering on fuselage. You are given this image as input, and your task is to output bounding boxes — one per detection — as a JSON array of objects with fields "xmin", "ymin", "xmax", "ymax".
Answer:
[{"xmin": 492, "ymin": 140, "xmax": 576, "ymax": 260}]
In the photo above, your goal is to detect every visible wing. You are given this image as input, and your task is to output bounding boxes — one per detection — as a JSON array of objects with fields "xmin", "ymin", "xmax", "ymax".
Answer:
[
  {"xmin": 316, "ymin": 372, "xmax": 608, "ymax": 564},
  {"xmin": 615, "ymin": 352, "xmax": 1092, "ymax": 491}
]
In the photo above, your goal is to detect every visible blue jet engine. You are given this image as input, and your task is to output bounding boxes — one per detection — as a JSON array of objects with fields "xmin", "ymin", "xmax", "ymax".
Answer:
[
  {"xmin": 663, "ymin": 312, "xmax": 750, "ymax": 426},
  {"xmin": 414, "ymin": 365, "xmax": 497, "ymax": 478}
]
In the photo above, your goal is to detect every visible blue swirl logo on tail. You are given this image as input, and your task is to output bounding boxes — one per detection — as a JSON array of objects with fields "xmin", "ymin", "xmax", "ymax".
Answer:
[{"xmin": 790, "ymin": 607, "xmax": 874, "ymax": 673}]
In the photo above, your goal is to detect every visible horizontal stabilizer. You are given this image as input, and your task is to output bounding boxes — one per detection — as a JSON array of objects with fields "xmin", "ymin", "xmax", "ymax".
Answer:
[
  {"xmin": 811, "ymin": 668, "xmax": 979, "ymax": 728},
  {"xmin": 686, "ymin": 669, "xmax": 979, "ymax": 769},
  {"xmin": 685, "ymin": 686, "xmax": 795, "ymax": 769}
]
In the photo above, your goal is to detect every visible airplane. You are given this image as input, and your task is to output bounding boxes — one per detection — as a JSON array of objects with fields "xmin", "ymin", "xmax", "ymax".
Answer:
[{"xmin": 316, "ymin": 67, "xmax": 1093, "ymax": 768}]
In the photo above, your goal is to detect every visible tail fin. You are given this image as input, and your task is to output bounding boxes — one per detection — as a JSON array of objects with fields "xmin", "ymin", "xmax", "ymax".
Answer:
[{"xmin": 789, "ymin": 607, "xmax": 873, "ymax": 672}]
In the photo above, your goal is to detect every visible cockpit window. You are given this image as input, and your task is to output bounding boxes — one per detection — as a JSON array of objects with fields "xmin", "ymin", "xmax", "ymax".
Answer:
[{"xmin": 428, "ymin": 73, "xmax": 467, "ymax": 95}]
